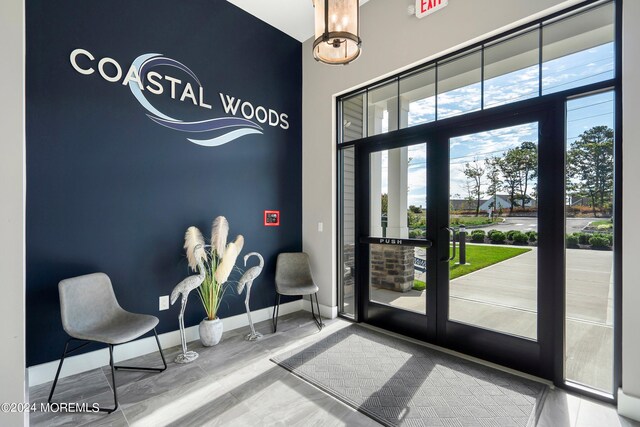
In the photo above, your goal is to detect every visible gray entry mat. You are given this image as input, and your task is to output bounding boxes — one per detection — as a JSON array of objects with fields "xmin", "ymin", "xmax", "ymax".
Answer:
[{"xmin": 271, "ymin": 324, "xmax": 547, "ymax": 426}]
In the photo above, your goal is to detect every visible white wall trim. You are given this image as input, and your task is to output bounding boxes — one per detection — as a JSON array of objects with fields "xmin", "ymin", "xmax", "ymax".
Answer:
[
  {"xmin": 623, "ymin": 0, "xmax": 640, "ymax": 403},
  {"xmin": 301, "ymin": 297, "xmax": 338, "ymax": 319},
  {"xmin": 27, "ymin": 300, "xmax": 302, "ymax": 388},
  {"xmin": 618, "ymin": 388, "xmax": 640, "ymax": 422}
]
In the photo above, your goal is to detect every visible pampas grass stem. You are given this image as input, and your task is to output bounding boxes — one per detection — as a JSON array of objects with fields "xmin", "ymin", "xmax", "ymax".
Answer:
[
  {"xmin": 187, "ymin": 219, "xmax": 244, "ymax": 320},
  {"xmin": 214, "ymin": 235, "xmax": 243, "ymax": 284},
  {"xmin": 211, "ymin": 216, "xmax": 229, "ymax": 258},
  {"xmin": 184, "ymin": 226, "xmax": 205, "ymax": 271}
]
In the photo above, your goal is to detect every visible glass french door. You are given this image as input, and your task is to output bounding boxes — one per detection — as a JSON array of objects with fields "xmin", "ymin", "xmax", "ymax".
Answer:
[
  {"xmin": 435, "ymin": 112, "xmax": 558, "ymax": 379},
  {"xmin": 355, "ymin": 109, "xmax": 557, "ymax": 379},
  {"xmin": 355, "ymin": 138, "xmax": 435, "ymax": 341}
]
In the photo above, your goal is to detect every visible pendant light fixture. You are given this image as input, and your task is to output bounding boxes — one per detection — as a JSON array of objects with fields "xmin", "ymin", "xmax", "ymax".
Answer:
[{"xmin": 312, "ymin": 0, "xmax": 362, "ymax": 65}]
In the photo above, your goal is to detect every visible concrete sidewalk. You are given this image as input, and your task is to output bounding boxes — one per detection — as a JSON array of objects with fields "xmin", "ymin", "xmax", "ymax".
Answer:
[{"xmin": 370, "ymin": 246, "xmax": 614, "ymax": 392}]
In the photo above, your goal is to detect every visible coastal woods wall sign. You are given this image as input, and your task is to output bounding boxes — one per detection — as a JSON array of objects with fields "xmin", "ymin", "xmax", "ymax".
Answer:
[{"xmin": 70, "ymin": 48, "xmax": 290, "ymax": 147}]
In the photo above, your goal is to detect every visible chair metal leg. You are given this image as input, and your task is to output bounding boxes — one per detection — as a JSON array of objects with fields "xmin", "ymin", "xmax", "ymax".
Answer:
[
  {"xmin": 48, "ymin": 339, "xmax": 71, "ymax": 404},
  {"xmin": 48, "ymin": 338, "xmax": 93, "ymax": 404},
  {"xmin": 115, "ymin": 328, "xmax": 167, "ymax": 372},
  {"xmin": 310, "ymin": 293, "xmax": 324, "ymax": 331},
  {"xmin": 97, "ymin": 345, "xmax": 118, "ymax": 413},
  {"xmin": 154, "ymin": 328, "xmax": 167, "ymax": 370},
  {"xmin": 272, "ymin": 293, "xmax": 281, "ymax": 333},
  {"xmin": 49, "ymin": 330, "xmax": 166, "ymax": 415}
]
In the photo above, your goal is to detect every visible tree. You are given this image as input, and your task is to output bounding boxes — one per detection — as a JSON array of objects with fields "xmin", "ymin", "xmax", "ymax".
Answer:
[
  {"xmin": 516, "ymin": 141, "xmax": 538, "ymax": 208},
  {"xmin": 497, "ymin": 141, "xmax": 538, "ymax": 212},
  {"xmin": 463, "ymin": 159, "xmax": 485, "ymax": 216},
  {"xmin": 485, "ymin": 157, "xmax": 502, "ymax": 215},
  {"xmin": 381, "ymin": 193, "xmax": 388, "ymax": 214},
  {"xmin": 496, "ymin": 155, "xmax": 521, "ymax": 214},
  {"xmin": 464, "ymin": 180, "xmax": 475, "ymax": 211},
  {"xmin": 567, "ymin": 126, "xmax": 614, "ymax": 216},
  {"xmin": 501, "ymin": 142, "xmax": 538, "ymax": 209},
  {"xmin": 409, "ymin": 205, "xmax": 422, "ymax": 214}
]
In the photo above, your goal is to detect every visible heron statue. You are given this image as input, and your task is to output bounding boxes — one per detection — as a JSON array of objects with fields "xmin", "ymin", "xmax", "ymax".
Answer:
[
  {"xmin": 171, "ymin": 257, "xmax": 206, "ymax": 363},
  {"xmin": 237, "ymin": 252, "xmax": 264, "ymax": 341}
]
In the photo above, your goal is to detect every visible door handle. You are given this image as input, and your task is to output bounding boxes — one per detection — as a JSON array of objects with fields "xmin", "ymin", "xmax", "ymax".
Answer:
[{"xmin": 441, "ymin": 226, "xmax": 456, "ymax": 262}]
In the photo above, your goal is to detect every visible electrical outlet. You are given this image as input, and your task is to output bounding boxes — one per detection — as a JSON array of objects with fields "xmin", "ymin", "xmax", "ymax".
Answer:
[{"xmin": 159, "ymin": 295, "xmax": 169, "ymax": 311}]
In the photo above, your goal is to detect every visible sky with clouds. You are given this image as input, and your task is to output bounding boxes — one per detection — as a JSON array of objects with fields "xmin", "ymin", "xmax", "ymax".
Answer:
[{"xmin": 376, "ymin": 42, "xmax": 615, "ymax": 209}]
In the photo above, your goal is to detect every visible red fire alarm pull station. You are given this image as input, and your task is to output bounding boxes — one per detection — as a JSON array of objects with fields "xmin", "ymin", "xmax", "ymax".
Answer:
[{"xmin": 264, "ymin": 210, "xmax": 280, "ymax": 226}]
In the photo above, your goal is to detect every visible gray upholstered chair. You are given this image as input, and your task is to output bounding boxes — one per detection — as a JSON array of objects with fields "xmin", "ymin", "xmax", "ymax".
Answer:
[
  {"xmin": 48, "ymin": 273, "xmax": 166, "ymax": 413},
  {"xmin": 272, "ymin": 252, "xmax": 324, "ymax": 332}
]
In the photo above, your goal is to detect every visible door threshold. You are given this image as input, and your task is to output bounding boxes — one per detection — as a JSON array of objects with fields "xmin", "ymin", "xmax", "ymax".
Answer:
[{"xmin": 360, "ymin": 322, "xmax": 553, "ymax": 388}]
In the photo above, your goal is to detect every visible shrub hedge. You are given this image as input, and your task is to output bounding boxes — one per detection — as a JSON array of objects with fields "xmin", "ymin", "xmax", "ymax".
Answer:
[
  {"xmin": 603, "ymin": 233, "xmax": 614, "ymax": 245},
  {"xmin": 470, "ymin": 230, "xmax": 486, "ymax": 242},
  {"xmin": 576, "ymin": 233, "xmax": 591, "ymax": 245},
  {"xmin": 589, "ymin": 235, "xmax": 610, "ymax": 248},
  {"xmin": 490, "ymin": 231, "xmax": 506, "ymax": 244},
  {"xmin": 511, "ymin": 231, "xmax": 529, "ymax": 245}
]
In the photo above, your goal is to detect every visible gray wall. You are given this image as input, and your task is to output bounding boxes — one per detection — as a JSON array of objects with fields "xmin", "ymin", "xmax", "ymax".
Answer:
[
  {"xmin": 302, "ymin": 0, "xmax": 640, "ymax": 412},
  {"xmin": 301, "ymin": 0, "xmax": 583, "ymax": 309},
  {"xmin": 0, "ymin": 0, "xmax": 26, "ymax": 425},
  {"xmin": 622, "ymin": 0, "xmax": 640, "ymax": 402}
]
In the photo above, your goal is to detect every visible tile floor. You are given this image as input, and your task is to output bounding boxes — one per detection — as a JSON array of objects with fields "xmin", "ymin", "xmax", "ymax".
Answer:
[{"xmin": 29, "ymin": 312, "xmax": 639, "ymax": 426}]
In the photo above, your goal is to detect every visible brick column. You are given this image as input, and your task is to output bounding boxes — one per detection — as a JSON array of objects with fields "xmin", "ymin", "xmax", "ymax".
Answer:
[{"xmin": 370, "ymin": 245, "xmax": 414, "ymax": 292}]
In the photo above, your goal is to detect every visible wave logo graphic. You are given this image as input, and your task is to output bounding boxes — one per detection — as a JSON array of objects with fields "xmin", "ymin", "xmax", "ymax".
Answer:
[{"xmin": 128, "ymin": 53, "xmax": 263, "ymax": 147}]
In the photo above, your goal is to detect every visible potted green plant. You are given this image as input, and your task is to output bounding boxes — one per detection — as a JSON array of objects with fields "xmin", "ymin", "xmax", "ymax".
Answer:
[{"xmin": 184, "ymin": 216, "xmax": 243, "ymax": 346}]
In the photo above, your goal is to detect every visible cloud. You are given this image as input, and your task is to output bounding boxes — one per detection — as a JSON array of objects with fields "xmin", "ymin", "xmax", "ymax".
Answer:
[
  {"xmin": 484, "ymin": 66, "xmax": 539, "ymax": 108},
  {"xmin": 449, "ymin": 123, "xmax": 538, "ymax": 197},
  {"xmin": 541, "ymin": 43, "xmax": 614, "ymax": 94},
  {"xmin": 437, "ymin": 84, "xmax": 482, "ymax": 119},
  {"xmin": 408, "ymin": 98, "xmax": 436, "ymax": 126},
  {"xmin": 364, "ymin": 42, "xmax": 614, "ymax": 210}
]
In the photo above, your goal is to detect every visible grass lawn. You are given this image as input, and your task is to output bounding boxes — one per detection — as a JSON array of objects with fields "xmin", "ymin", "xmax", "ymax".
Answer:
[
  {"xmin": 450, "ymin": 245, "xmax": 531, "ymax": 280},
  {"xmin": 589, "ymin": 219, "xmax": 613, "ymax": 230},
  {"xmin": 411, "ymin": 244, "xmax": 531, "ymax": 290},
  {"xmin": 450, "ymin": 217, "xmax": 501, "ymax": 227}
]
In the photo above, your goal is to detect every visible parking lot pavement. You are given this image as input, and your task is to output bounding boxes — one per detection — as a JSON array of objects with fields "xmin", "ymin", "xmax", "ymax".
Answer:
[{"xmin": 458, "ymin": 216, "xmax": 597, "ymax": 234}]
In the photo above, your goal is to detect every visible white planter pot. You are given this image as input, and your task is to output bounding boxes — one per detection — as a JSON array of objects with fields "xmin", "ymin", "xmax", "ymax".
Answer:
[{"xmin": 199, "ymin": 317, "xmax": 223, "ymax": 346}]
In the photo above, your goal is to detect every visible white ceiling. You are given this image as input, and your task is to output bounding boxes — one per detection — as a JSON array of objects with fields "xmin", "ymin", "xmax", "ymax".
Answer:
[{"xmin": 227, "ymin": 0, "xmax": 370, "ymax": 43}]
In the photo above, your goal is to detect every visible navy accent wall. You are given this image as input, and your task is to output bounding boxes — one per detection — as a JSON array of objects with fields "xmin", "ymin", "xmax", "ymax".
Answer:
[{"xmin": 26, "ymin": 0, "xmax": 302, "ymax": 366}]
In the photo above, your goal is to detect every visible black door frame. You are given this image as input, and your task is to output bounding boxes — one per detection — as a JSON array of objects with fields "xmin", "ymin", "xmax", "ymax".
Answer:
[
  {"xmin": 354, "ymin": 101, "xmax": 560, "ymax": 380},
  {"xmin": 338, "ymin": 0, "xmax": 622, "ymax": 396},
  {"xmin": 432, "ymin": 107, "xmax": 562, "ymax": 381},
  {"xmin": 337, "ymin": 8, "xmax": 622, "ymax": 387},
  {"xmin": 355, "ymin": 136, "xmax": 436, "ymax": 342}
]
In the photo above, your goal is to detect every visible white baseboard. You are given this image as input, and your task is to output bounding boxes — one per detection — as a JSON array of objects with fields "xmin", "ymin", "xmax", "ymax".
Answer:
[
  {"xmin": 619, "ymin": 388, "xmax": 640, "ymax": 422},
  {"xmin": 301, "ymin": 297, "xmax": 337, "ymax": 319},
  {"xmin": 27, "ymin": 299, "xmax": 303, "ymax": 388}
]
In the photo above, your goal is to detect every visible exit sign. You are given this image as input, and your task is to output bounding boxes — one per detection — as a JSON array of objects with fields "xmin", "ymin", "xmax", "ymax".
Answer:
[{"xmin": 416, "ymin": 0, "xmax": 448, "ymax": 19}]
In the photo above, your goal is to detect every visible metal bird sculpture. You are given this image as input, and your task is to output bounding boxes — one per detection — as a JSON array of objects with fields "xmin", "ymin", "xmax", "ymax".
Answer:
[
  {"xmin": 171, "ymin": 257, "xmax": 206, "ymax": 363},
  {"xmin": 237, "ymin": 252, "xmax": 264, "ymax": 341}
]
